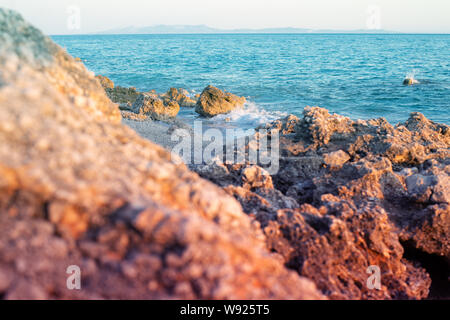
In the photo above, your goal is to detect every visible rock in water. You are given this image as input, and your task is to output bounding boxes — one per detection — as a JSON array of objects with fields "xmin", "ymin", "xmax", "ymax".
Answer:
[
  {"xmin": 403, "ymin": 78, "xmax": 419, "ymax": 85},
  {"xmin": 195, "ymin": 85, "xmax": 246, "ymax": 117},
  {"xmin": 0, "ymin": 8, "xmax": 324, "ymax": 300},
  {"xmin": 162, "ymin": 87, "xmax": 197, "ymax": 108},
  {"xmin": 132, "ymin": 93, "xmax": 180, "ymax": 120}
]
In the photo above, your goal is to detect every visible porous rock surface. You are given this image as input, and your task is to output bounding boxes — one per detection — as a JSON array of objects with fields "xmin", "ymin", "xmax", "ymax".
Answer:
[
  {"xmin": 195, "ymin": 85, "xmax": 246, "ymax": 117},
  {"xmin": 0, "ymin": 9, "xmax": 324, "ymax": 300},
  {"xmin": 193, "ymin": 107, "xmax": 449, "ymax": 300}
]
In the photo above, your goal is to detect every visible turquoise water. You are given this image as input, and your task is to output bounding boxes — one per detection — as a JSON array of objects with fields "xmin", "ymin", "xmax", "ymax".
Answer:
[{"xmin": 53, "ymin": 34, "xmax": 450, "ymax": 127}]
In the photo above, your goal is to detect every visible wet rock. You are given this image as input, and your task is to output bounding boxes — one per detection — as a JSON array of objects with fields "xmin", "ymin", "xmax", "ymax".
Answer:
[
  {"xmin": 162, "ymin": 88, "xmax": 197, "ymax": 108},
  {"xmin": 195, "ymin": 85, "xmax": 246, "ymax": 117},
  {"xmin": 132, "ymin": 93, "xmax": 180, "ymax": 120},
  {"xmin": 0, "ymin": 8, "xmax": 323, "ymax": 300},
  {"xmin": 403, "ymin": 78, "xmax": 419, "ymax": 86}
]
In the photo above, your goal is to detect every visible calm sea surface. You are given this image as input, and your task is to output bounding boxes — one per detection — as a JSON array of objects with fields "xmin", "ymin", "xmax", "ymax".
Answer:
[{"xmin": 53, "ymin": 34, "xmax": 450, "ymax": 128}]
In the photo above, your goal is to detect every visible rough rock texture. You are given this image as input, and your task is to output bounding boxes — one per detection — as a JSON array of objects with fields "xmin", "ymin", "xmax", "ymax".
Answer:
[
  {"xmin": 131, "ymin": 93, "xmax": 180, "ymax": 121},
  {"xmin": 0, "ymin": 9, "xmax": 324, "ymax": 300},
  {"xmin": 162, "ymin": 87, "xmax": 197, "ymax": 108},
  {"xmin": 193, "ymin": 107, "xmax": 449, "ymax": 300},
  {"xmin": 195, "ymin": 85, "xmax": 246, "ymax": 117},
  {"xmin": 96, "ymin": 75, "xmax": 114, "ymax": 89}
]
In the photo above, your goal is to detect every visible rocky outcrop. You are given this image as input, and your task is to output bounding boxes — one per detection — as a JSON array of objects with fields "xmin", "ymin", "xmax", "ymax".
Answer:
[
  {"xmin": 105, "ymin": 86, "xmax": 140, "ymax": 110},
  {"xmin": 132, "ymin": 93, "xmax": 180, "ymax": 120},
  {"xmin": 192, "ymin": 107, "xmax": 449, "ymax": 300},
  {"xmin": 195, "ymin": 85, "xmax": 246, "ymax": 117},
  {"xmin": 162, "ymin": 87, "xmax": 197, "ymax": 108},
  {"xmin": 0, "ymin": 9, "xmax": 324, "ymax": 300}
]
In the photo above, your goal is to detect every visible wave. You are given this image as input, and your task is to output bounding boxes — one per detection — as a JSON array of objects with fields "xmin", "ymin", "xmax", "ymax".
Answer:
[
  {"xmin": 404, "ymin": 70, "xmax": 420, "ymax": 85},
  {"xmin": 209, "ymin": 102, "xmax": 288, "ymax": 128}
]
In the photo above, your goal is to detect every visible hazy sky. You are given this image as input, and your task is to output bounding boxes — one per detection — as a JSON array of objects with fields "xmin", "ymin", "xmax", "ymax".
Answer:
[{"xmin": 1, "ymin": 0, "xmax": 449, "ymax": 34}]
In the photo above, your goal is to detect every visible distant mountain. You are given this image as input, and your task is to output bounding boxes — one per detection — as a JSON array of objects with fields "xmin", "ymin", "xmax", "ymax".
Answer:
[{"xmin": 95, "ymin": 25, "xmax": 394, "ymax": 35}]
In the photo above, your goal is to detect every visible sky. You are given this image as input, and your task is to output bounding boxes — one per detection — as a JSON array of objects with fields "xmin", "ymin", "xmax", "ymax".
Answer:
[{"xmin": 1, "ymin": 0, "xmax": 449, "ymax": 34}]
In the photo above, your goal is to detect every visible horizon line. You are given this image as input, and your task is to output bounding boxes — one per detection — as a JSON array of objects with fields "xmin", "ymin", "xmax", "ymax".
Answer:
[{"xmin": 50, "ymin": 32, "xmax": 450, "ymax": 36}]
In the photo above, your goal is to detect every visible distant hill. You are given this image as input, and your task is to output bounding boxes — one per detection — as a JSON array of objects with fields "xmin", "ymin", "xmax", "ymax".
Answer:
[{"xmin": 96, "ymin": 25, "xmax": 394, "ymax": 35}]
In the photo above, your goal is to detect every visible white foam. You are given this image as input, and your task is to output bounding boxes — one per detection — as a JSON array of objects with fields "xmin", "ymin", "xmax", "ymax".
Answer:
[
  {"xmin": 404, "ymin": 70, "xmax": 420, "ymax": 84},
  {"xmin": 210, "ymin": 102, "xmax": 288, "ymax": 128}
]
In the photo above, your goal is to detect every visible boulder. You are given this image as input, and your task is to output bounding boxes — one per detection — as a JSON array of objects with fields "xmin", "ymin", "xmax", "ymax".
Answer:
[
  {"xmin": 195, "ymin": 85, "xmax": 246, "ymax": 117},
  {"xmin": 0, "ymin": 8, "xmax": 324, "ymax": 300},
  {"xmin": 162, "ymin": 87, "xmax": 197, "ymax": 108},
  {"xmin": 132, "ymin": 93, "xmax": 180, "ymax": 120}
]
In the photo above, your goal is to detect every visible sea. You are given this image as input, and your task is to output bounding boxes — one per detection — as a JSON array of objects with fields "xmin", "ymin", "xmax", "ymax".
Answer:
[{"xmin": 53, "ymin": 34, "xmax": 450, "ymax": 129}]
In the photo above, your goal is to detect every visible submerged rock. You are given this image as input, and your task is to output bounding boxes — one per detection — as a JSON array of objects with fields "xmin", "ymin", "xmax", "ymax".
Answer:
[
  {"xmin": 195, "ymin": 85, "xmax": 246, "ymax": 117},
  {"xmin": 0, "ymin": 8, "xmax": 324, "ymax": 300},
  {"xmin": 132, "ymin": 93, "xmax": 180, "ymax": 120}
]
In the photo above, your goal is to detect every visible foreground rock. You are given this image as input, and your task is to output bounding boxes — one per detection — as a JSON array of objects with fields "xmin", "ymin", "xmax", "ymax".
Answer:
[
  {"xmin": 192, "ymin": 107, "xmax": 449, "ymax": 300},
  {"xmin": 195, "ymin": 85, "xmax": 246, "ymax": 117},
  {"xmin": 0, "ymin": 9, "xmax": 324, "ymax": 300}
]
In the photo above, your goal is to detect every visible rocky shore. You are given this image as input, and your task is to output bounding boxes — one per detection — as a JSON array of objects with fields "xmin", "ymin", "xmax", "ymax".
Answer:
[
  {"xmin": 98, "ymin": 75, "xmax": 246, "ymax": 121},
  {"xmin": 191, "ymin": 108, "xmax": 449, "ymax": 299},
  {"xmin": 0, "ymin": 8, "xmax": 448, "ymax": 300}
]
